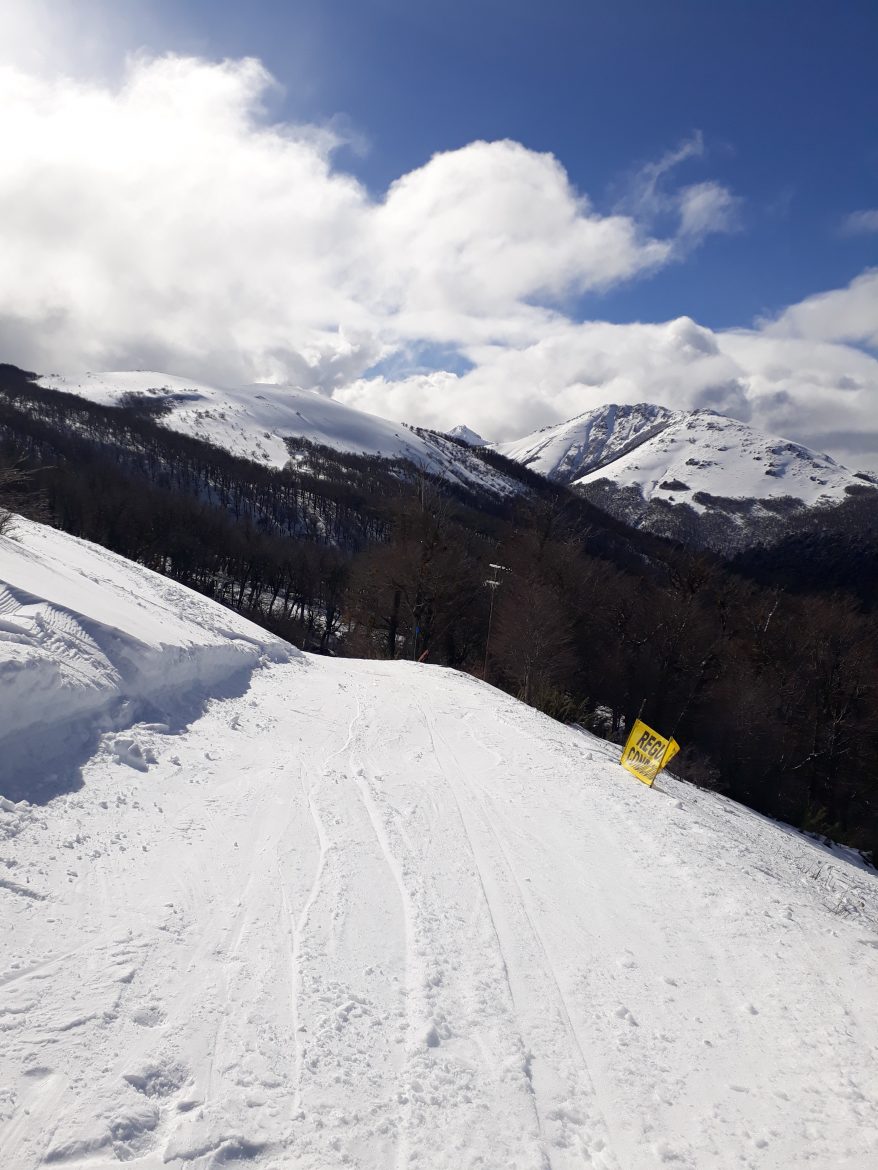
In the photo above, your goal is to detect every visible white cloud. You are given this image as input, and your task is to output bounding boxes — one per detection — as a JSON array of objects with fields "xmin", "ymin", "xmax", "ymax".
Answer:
[
  {"xmin": 677, "ymin": 181, "xmax": 740, "ymax": 242},
  {"xmin": 0, "ymin": 56, "xmax": 374, "ymax": 386},
  {"xmin": 618, "ymin": 131, "xmax": 741, "ymax": 249},
  {"xmin": 0, "ymin": 0, "xmax": 157, "ymax": 79},
  {"xmin": 760, "ymin": 268, "xmax": 878, "ymax": 349},
  {"xmin": 338, "ymin": 294, "xmax": 878, "ymax": 472},
  {"xmin": 840, "ymin": 209, "xmax": 878, "ymax": 236},
  {"xmin": 0, "ymin": 53, "xmax": 875, "ymax": 471},
  {"xmin": 623, "ymin": 131, "xmax": 706, "ymax": 219},
  {"xmin": 377, "ymin": 140, "xmax": 670, "ymax": 312},
  {"xmin": 0, "ymin": 54, "xmax": 734, "ymax": 390}
]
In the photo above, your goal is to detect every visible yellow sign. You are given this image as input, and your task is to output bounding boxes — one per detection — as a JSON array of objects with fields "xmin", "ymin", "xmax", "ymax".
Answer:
[{"xmin": 620, "ymin": 719, "xmax": 680, "ymax": 787}]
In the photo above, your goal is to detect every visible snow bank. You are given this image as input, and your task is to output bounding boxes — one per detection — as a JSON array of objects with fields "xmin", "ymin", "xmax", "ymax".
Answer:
[{"xmin": 0, "ymin": 519, "xmax": 294, "ymax": 796}]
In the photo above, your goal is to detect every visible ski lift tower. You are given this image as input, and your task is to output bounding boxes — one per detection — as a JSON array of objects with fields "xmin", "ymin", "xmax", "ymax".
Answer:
[{"xmin": 483, "ymin": 563, "xmax": 510, "ymax": 683}]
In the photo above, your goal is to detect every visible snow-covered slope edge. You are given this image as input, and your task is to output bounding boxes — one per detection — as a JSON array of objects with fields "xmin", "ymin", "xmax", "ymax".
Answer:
[{"xmin": 0, "ymin": 519, "xmax": 294, "ymax": 797}]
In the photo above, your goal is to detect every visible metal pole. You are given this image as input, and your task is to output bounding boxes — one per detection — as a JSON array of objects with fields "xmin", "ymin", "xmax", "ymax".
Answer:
[
  {"xmin": 482, "ymin": 564, "xmax": 508, "ymax": 684},
  {"xmin": 483, "ymin": 585, "xmax": 497, "ymax": 682}
]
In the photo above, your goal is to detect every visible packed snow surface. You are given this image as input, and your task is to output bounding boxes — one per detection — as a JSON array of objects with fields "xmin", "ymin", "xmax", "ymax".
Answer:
[
  {"xmin": 498, "ymin": 403, "xmax": 874, "ymax": 509},
  {"xmin": 36, "ymin": 372, "xmax": 518, "ymax": 497},
  {"xmin": 2, "ymin": 524, "xmax": 878, "ymax": 1169}
]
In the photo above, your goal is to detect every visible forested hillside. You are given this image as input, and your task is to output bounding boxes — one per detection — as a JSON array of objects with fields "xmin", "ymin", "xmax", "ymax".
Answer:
[{"xmin": 1, "ymin": 363, "xmax": 876, "ymax": 857}]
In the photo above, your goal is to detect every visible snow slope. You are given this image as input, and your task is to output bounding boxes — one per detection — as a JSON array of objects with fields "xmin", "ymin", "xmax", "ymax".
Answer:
[
  {"xmin": 2, "ymin": 523, "xmax": 878, "ymax": 1169},
  {"xmin": 497, "ymin": 403, "xmax": 875, "ymax": 511},
  {"xmin": 497, "ymin": 404, "xmax": 676, "ymax": 485},
  {"xmin": 0, "ymin": 519, "xmax": 293, "ymax": 794},
  {"xmin": 36, "ymin": 372, "xmax": 517, "ymax": 498}
]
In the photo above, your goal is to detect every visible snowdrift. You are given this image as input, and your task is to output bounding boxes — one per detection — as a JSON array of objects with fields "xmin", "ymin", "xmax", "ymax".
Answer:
[
  {"xmin": 0, "ymin": 519, "xmax": 293, "ymax": 797},
  {"xmin": 1, "ymin": 519, "xmax": 877, "ymax": 1169}
]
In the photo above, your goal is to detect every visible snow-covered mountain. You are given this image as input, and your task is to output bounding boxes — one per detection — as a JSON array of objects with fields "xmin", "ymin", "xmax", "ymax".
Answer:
[
  {"xmin": 498, "ymin": 402, "xmax": 873, "ymax": 504},
  {"xmin": 498, "ymin": 403, "xmax": 676, "ymax": 484},
  {"xmin": 498, "ymin": 403, "xmax": 878, "ymax": 550},
  {"xmin": 446, "ymin": 423, "xmax": 489, "ymax": 446},
  {"xmin": 2, "ymin": 517, "xmax": 877, "ymax": 1168},
  {"xmin": 36, "ymin": 371, "xmax": 519, "ymax": 498},
  {"xmin": 34, "ymin": 374, "xmax": 878, "ymax": 550}
]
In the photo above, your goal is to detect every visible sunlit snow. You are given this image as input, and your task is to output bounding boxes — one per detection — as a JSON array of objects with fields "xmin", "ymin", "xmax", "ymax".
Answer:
[{"xmin": 1, "ymin": 520, "xmax": 877, "ymax": 1169}]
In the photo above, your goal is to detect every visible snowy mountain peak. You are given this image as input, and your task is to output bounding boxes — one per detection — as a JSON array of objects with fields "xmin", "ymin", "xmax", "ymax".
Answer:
[
  {"xmin": 496, "ymin": 402, "xmax": 679, "ymax": 483},
  {"xmin": 497, "ymin": 401, "xmax": 869, "ymax": 510},
  {"xmin": 446, "ymin": 424, "xmax": 489, "ymax": 446}
]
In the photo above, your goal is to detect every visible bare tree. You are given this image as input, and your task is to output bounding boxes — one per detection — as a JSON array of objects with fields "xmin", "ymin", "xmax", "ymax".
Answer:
[
  {"xmin": 0, "ymin": 460, "xmax": 28, "ymax": 536},
  {"xmin": 491, "ymin": 573, "xmax": 576, "ymax": 708}
]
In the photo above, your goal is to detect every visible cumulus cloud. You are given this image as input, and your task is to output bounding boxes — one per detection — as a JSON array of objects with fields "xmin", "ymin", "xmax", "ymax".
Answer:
[
  {"xmin": 0, "ymin": 55, "xmax": 380, "ymax": 387},
  {"xmin": 372, "ymin": 140, "xmax": 672, "ymax": 337},
  {"xmin": 0, "ymin": 53, "xmax": 698, "ymax": 388},
  {"xmin": 760, "ymin": 268, "xmax": 878, "ymax": 349},
  {"xmin": 338, "ymin": 317, "xmax": 747, "ymax": 441},
  {"xmin": 1, "ymin": 52, "xmax": 876, "ymax": 470},
  {"xmin": 338, "ymin": 295, "xmax": 878, "ymax": 471}
]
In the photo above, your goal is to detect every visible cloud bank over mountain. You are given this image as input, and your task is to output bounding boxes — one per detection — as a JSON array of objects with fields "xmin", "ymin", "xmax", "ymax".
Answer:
[{"xmin": 1, "ymin": 53, "xmax": 876, "ymax": 468}]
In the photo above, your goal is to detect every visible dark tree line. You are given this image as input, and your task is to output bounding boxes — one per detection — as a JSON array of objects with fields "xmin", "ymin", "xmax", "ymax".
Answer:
[
  {"xmin": 1, "ymin": 363, "xmax": 876, "ymax": 858},
  {"xmin": 731, "ymin": 491, "xmax": 878, "ymax": 610}
]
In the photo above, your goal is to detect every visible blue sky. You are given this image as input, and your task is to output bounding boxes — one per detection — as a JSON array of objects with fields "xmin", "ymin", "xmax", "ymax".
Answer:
[
  {"xmin": 151, "ymin": 0, "xmax": 878, "ymax": 330},
  {"xmin": 2, "ymin": 0, "xmax": 878, "ymax": 465}
]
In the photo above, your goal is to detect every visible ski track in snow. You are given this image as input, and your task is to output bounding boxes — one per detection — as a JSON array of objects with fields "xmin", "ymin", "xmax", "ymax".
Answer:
[{"xmin": 2, "ymin": 655, "xmax": 878, "ymax": 1169}]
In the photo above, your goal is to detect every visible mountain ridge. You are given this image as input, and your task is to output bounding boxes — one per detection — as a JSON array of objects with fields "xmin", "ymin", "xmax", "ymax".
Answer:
[
  {"xmin": 29, "ymin": 369, "xmax": 878, "ymax": 552},
  {"xmin": 497, "ymin": 402, "xmax": 877, "ymax": 552},
  {"xmin": 35, "ymin": 371, "xmax": 521, "ymax": 501}
]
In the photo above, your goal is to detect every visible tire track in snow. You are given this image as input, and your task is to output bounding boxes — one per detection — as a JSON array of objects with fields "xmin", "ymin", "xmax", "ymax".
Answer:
[
  {"xmin": 337, "ymin": 685, "xmax": 544, "ymax": 1170},
  {"xmin": 0, "ymin": 946, "xmax": 88, "ymax": 989},
  {"xmin": 333, "ymin": 674, "xmax": 547, "ymax": 1168},
  {"xmin": 345, "ymin": 680, "xmax": 418, "ymax": 1170},
  {"xmin": 415, "ymin": 700, "xmax": 551, "ymax": 1166},
  {"xmin": 283, "ymin": 677, "xmax": 411, "ymax": 1166},
  {"xmin": 288, "ymin": 757, "xmax": 332, "ymax": 1114},
  {"xmin": 426, "ymin": 707, "xmax": 624, "ymax": 1169}
]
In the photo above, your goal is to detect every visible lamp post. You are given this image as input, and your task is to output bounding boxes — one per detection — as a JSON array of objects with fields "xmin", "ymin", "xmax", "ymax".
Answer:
[{"xmin": 483, "ymin": 563, "xmax": 509, "ymax": 683}]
